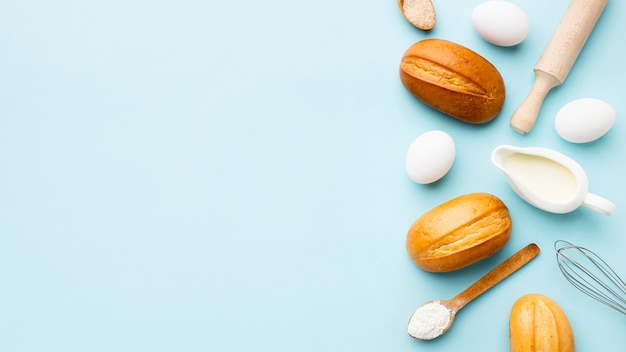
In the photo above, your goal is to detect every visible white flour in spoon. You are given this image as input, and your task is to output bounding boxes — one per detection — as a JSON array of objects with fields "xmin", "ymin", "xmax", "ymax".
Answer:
[{"xmin": 408, "ymin": 300, "xmax": 450, "ymax": 340}]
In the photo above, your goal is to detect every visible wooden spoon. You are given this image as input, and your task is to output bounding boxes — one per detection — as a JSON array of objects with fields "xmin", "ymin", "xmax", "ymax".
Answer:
[
  {"xmin": 398, "ymin": 0, "xmax": 436, "ymax": 31},
  {"xmin": 408, "ymin": 243, "xmax": 540, "ymax": 340}
]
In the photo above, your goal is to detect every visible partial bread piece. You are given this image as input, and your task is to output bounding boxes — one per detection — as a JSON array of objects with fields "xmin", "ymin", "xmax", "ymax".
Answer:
[
  {"xmin": 406, "ymin": 193, "xmax": 512, "ymax": 272},
  {"xmin": 510, "ymin": 294, "xmax": 575, "ymax": 352}
]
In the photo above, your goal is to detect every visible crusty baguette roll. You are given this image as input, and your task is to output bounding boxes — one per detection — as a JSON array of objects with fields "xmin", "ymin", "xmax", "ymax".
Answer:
[
  {"xmin": 510, "ymin": 294, "xmax": 575, "ymax": 352},
  {"xmin": 406, "ymin": 193, "xmax": 512, "ymax": 272},
  {"xmin": 399, "ymin": 39, "xmax": 506, "ymax": 124}
]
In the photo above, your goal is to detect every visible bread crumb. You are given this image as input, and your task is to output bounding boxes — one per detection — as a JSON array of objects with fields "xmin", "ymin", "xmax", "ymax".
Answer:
[{"xmin": 402, "ymin": 0, "xmax": 436, "ymax": 30}]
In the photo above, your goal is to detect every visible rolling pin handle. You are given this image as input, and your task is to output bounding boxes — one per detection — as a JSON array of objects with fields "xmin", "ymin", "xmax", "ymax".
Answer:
[
  {"xmin": 510, "ymin": 0, "xmax": 607, "ymax": 134},
  {"xmin": 509, "ymin": 70, "xmax": 561, "ymax": 134}
]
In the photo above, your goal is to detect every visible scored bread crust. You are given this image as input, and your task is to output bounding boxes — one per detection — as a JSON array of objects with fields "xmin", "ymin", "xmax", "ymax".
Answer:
[
  {"xmin": 406, "ymin": 192, "xmax": 512, "ymax": 272},
  {"xmin": 510, "ymin": 294, "xmax": 575, "ymax": 352},
  {"xmin": 400, "ymin": 39, "xmax": 506, "ymax": 124}
]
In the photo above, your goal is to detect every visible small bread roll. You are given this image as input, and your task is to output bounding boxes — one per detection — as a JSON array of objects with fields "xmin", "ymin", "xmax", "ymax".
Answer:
[
  {"xmin": 510, "ymin": 294, "xmax": 575, "ymax": 352},
  {"xmin": 399, "ymin": 39, "xmax": 506, "ymax": 124},
  {"xmin": 406, "ymin": 193, "xmax": 512, "ymax": 272}
]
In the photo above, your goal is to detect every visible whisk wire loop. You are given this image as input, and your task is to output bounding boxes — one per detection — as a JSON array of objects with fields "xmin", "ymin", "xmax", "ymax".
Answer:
[{"xmin": 555, "ymin": 240, "xmax": 626, "ymax": 315}]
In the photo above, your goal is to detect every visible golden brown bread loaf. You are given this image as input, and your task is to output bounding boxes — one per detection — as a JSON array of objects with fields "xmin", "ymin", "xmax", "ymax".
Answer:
[
  {"xmin": 406, "ymin": 193, "xmax": 512, "ymax": 272},
  {"xmin": 510, "ymin": 294, "xmax": 575, "ymax": 352},
  {"xmin": 399, "ymin": 39, "xmax": 506, "ymax": 124}
]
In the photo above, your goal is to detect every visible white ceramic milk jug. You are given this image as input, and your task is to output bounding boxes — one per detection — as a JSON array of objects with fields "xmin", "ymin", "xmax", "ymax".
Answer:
[{"xmin": 491, "ymin": 145, "xmax": 615, "ymax": 215}]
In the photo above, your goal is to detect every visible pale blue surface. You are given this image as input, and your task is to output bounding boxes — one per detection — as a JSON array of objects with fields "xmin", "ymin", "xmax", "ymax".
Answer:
[{"xmin": 1, "ymin": 0, "xmax": 625, "ymax": 351}]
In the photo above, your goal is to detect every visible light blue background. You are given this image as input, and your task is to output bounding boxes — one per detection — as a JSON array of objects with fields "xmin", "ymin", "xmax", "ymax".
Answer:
[{"xmin": 1, "ymin": 0, "xmax": 624, "ymax": 351}]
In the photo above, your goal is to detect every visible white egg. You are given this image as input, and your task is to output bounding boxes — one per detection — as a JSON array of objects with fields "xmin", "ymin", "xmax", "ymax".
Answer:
[
  {"xmin": 405, "ymin": 130, "xmax": 455, "ymax": 184},
  {"xmin": 555, "ymin": 98, "xmax": 615, "ymax": 143},
  {"xmin": 471, "ymin": 1, "xmax": 529, "ymax": 47}
]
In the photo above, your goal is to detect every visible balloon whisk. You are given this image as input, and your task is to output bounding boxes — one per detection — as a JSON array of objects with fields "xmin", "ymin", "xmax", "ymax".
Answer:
[{"xmin": 555, "ymin": 240, "xmax": 626, "ymax": 315}]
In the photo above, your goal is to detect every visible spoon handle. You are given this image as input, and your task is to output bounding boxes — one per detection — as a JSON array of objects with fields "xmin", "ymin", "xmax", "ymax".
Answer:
[{"xmin": 447, "ymin": 243, "xmax": 540, "ymax": 311}]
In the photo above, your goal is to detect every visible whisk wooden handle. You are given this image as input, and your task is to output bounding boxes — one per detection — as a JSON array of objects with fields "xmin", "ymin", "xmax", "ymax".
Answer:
[{"xmin": 448, "ymin": 244, "xmax": 540, "ymax": 311}]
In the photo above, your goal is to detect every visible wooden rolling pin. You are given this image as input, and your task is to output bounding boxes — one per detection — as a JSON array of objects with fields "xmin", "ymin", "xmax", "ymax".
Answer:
[{"xmin": 510, "ymin": 0, "xmax": 608, "ymax": 134}]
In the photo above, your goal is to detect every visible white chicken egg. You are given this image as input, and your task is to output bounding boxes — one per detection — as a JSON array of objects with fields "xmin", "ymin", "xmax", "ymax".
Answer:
[
  {"xmin": 405, "ymin": 130, "xmax": 455, "ymax": 184},
  {"xmin": 554, "ymin": 98, "xmax": 615, "ymax": 143},
  {"xmin": 471, "ymin": 1, "xmax": 529, "ymax": 47}
]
